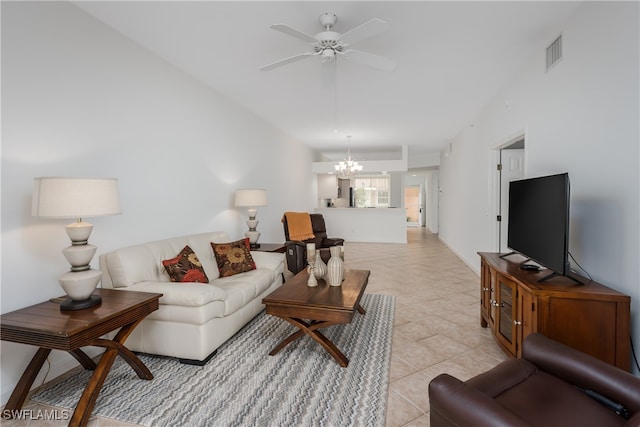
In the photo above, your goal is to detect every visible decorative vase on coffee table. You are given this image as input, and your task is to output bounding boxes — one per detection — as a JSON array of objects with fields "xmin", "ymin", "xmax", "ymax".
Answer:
[
  {"xmin": 307, "ymin": 261, "xmax": 318, "ymax": 287},
  {"xmin": 327, "ymin": 246, "xmax": 344, "ymax": 286},
  {"xmin": 314, "ymin": 249, "xmax": 327, "ymax": 280}
]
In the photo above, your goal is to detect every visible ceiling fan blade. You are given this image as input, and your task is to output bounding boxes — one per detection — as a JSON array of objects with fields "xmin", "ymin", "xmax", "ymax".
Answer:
[
  {"xmin": 259, "ymin": 52, "xmax": 316, "ymax": 71},
  {"xmin": 342, "ymin": 49, "xmax": 396, "ymax": 72},
  {"xmin": 339, "ymin": 18, "xmax": 388, "ymax": 45},
  {"xmin": 270, "ymin": 24, "xmax": 317, "ymax": 44}
]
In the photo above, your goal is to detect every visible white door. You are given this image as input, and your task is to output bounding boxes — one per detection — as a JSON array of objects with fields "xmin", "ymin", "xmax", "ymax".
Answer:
[{"xmin": 499, "ymin": 149, "xmax": 525, "ymax": 252}]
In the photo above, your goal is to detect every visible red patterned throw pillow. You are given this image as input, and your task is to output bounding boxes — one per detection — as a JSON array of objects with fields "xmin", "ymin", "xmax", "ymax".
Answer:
[
  {"xmin": 211, "ymin": 238, "xmax": 256, "ymax": 277},
  {"xmin": 162, "ymin": 245, "xmax": 209, "ymax": 283}
]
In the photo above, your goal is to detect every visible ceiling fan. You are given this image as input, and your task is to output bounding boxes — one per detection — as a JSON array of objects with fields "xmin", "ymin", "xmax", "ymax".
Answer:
[{"xmin": 260, "ymin": 13, "xmax": 396, "ymax": 72}]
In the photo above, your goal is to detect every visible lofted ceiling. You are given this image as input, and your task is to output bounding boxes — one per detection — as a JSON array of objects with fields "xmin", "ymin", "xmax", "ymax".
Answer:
[{"xmin": 74, "ymin": 1, "xmax": 582, "ymax": 161}]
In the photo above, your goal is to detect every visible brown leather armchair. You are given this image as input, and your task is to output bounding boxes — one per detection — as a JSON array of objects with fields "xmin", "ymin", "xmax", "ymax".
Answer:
[
  {"xmin": 282, "ymin": 213, "xmax": 344, "ymax": 274},
  {"xmin": 429, "ymin": 333, "xmax": 640, "ymax": 427}
]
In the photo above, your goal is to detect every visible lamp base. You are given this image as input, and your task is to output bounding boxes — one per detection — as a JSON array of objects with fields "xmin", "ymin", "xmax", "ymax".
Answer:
[
  {"xmin": 60, "ymin": 294, "xmax": 102, "ymax": 311},
  {"xmin": 244, "ymin": 230, "xmax": 261, "ymax": 247}
]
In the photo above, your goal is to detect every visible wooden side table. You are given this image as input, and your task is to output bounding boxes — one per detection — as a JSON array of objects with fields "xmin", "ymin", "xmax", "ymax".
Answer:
[{"xmin": 1, "ymin": 288, "xmax": 162, "ymax": 427}]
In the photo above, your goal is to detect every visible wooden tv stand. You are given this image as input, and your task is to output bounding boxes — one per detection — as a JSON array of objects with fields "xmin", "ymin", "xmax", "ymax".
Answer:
[{"xmin": 478, "ymin": 252, "xmax": 630, "ymax": 371}]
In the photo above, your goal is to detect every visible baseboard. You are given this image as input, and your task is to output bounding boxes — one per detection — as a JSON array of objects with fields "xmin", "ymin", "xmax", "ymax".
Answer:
[{"xmin": 437, "ymin": 235, "xmax": 481, "ymax": 276}]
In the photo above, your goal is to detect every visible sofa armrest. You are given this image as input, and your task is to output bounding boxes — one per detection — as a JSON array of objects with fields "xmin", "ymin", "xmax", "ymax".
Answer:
[
  {"xmin": 250, "ymin": 251, "xmax": 284, "ymax": 273},
  {"xmin": 322, "ymin": 237, "xmax": 344, "ymax": 246},
  {"xmin": 523, "ymin": 333, "xmax": 640, "ymax": 414},
  {"xmin": 465, "ymin": 359, "xmax": 538, "ymax": 398},
  {"xmin": 428, "ymin": 374, "xmax": 531, "ymax": 427}
]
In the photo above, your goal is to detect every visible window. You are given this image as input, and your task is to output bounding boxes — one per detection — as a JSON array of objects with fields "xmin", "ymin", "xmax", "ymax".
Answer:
[{"xmin": 353, "ymin": 176, "xmax": 390, "ymax": 208}]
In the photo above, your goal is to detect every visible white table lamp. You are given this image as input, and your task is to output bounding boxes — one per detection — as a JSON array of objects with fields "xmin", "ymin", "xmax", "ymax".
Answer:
[
  {"xmin": 32, "ymin": 177, "xmax": 121, "ymax": 311},
  {"xmin": 234, "ymin": 188, "xmax": 267, "ymax": 248}
]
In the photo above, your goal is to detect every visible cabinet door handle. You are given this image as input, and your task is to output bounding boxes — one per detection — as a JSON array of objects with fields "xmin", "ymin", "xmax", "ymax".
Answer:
[
  {"xmin": 483, "ymin": 288, "xmax": 490, "ymax": 291},
  {"xmin": 514, "ymin": 320, "xmax": 522, "ymax": 326}
]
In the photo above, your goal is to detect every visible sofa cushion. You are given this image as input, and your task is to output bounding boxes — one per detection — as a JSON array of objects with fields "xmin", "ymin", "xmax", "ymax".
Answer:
[
  {"xmin": 494, "ymin": 370, "xmax": 625, "ymax": 426},
  {"xmin": 103, "ymin": 243, "xmax": 171, "ymax": 288},
  {"xmin": 162, "ymin": 245, "xmax": 209, "ymax": 283},
  {"xmin": 143, "ymin": 299, "xmax": 226, "ymax": 325},
  {"xmin": 214, "ymin": 268, "xmax": 274, "ymax": 315},
  {"xmin": 128, "ymin": 281, "xmax": 227, "ymax": 307},
  {"xmin": 185, "ymin": 232, "xmax": 231, "ymax": 281},
  {"xmin": 211, "ymin": 238, "xmax": 256, "ymax": 277}
]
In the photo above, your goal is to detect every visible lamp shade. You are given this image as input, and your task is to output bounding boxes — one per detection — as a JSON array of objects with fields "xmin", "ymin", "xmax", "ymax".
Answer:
[
  {"xmin": 234, "ymin": 189, "xmax": 267, "ymax": 207},
  {"xmin": 32, "ymin": 177, "xmax": 121, "ymax": 219}
]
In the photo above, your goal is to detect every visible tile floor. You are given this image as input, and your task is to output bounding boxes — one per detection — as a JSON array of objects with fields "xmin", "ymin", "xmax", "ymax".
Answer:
[
  {"xmin": 4, "ymin": 227, "xmax": 507, "ymax": 426},
  {"xmin": 349, "ymin": 227, "xmax": 508, "ymax": 426}
]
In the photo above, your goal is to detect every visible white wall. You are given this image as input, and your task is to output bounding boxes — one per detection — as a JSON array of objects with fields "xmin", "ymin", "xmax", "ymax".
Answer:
[
  {"xmin": 439, "ymin": 2, "xmax": 640, "ymax": 373},
  {"xmin": 408, "ymin": 151, "xmax": 440, "ymax": 169},
  {"xmin": 1, "ymin": 1, "xmax": 316, "ymax": 402},
  {"xmin": 390, "ymin": 173, "xmax": 403, "ymax": 208},
  {"xmin": 427, "ymin": 170, "xmax": 439, "ymax": 233}
]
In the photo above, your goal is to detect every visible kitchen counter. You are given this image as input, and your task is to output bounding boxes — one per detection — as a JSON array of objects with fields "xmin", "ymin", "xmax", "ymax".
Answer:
[{"xmin": 315, "ymin": 207, "xmax": 408, "ymax": 244}]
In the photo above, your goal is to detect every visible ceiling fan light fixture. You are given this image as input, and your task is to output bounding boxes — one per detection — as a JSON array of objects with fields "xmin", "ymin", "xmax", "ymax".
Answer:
[{"xmin": 322, "ymin": 49, "xmax": 335, "ymax": 58}]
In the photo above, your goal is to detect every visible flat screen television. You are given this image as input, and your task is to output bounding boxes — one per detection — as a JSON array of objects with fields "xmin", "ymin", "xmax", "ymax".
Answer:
[{"xmin": 506, "ymin": 173, "xmax": 573, "ymax": 282}]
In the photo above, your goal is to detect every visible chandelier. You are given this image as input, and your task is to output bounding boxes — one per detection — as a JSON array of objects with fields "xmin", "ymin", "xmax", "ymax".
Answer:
[{"xmin": 334, "ymin": 136, "xmax": 363, "ymax": 178}]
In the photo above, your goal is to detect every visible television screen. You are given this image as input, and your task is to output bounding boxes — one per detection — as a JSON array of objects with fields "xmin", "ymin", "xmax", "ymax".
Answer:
[{"xmin": 507, "ymin": 173, "xmax": 570, "ymax": 277}]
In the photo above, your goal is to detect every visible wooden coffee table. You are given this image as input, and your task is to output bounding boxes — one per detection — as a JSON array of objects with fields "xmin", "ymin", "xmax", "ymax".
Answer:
[
  {"xmin": 0, "ymin": 288, "xmax": 161, "ymax": 427},
  {"xmin": 262, "ymin": 269, "xmax": 370, "ymax": 367}
]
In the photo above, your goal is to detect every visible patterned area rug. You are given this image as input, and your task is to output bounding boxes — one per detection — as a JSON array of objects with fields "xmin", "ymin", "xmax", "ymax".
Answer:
[{"xmin": 32, "ymin": 294, "xmax": 395, "ymax": 427}]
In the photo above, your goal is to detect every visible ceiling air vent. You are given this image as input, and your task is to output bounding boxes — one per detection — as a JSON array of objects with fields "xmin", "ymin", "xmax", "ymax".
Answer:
[{"xmin": 546, "ymin": 35, "xmax": 563, "ymax": 71}]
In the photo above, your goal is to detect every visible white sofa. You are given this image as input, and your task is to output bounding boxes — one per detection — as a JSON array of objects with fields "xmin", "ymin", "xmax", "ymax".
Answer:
[{"xmin": 99, "ymin": 231, "xmax": 284, "ymax": 364}]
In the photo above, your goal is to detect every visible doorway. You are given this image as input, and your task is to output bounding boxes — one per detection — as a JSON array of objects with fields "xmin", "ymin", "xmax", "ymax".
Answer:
[
  {"xmin": 497, "ymin": 139, "xmax": 525, "ymax": 252},
  {"xmin": 404, "ymin": 185, "xmax": 422, "ymax": 227}
]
